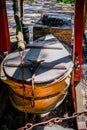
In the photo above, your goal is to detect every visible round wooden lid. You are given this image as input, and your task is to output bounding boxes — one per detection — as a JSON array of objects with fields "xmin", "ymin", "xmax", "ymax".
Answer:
[{"xmin": 3, "ymin": 35, "xmax": 73, "ymax": 84}]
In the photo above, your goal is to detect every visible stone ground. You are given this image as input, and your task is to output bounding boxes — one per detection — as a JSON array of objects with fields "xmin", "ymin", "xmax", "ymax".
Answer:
[
  {"xmin": 0, "ymin": 0, "xmax": 86, "ymax": 129},
  {"xmin": 6, "ymin": 0, "xmax": 74, "ymax": 45}
]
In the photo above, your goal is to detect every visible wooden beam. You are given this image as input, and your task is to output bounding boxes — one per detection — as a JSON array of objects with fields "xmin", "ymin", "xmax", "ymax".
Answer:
[
  {"xmin": 13, "ymin": 0, "xmax": 25, "ymax": 50},
  {"xmin": 74, "ymin": 0, "xmax": 84, "ymax": 81},
  {"xmin": 20, "ymin": 0, "xmax": 24, "ymax": 20},
  {"xmin": 0, "ymin": 0, "xmax": 11, "ymax": 56}
]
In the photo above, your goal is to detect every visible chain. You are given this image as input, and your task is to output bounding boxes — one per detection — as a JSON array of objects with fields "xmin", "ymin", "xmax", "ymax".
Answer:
[
  {"xmin": 19, "ymin": 50, "xmax": 28, "ymax": 122},
  {"xmin": 31, "ymin": 73, "xmax": 35, "ymax": 107},
  {"xmin": 17, "ymin": 111, "xmax": 87, "ymax": 130},
  {"xmin": 30, "ymin": 60, "xmax": 44, "ymax": 108}
]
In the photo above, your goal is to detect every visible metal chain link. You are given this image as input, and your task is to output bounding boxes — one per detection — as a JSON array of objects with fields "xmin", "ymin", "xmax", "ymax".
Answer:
[
  {"xmin": 30, "ymin": 60, "xmax": 44, "ymax": 108},
  {"xmin": 17, "ymin": 111, "xmax": 87, "ymax": 130},
  {"xmin": 19, "ymin": 50, "xmax": 28, "ymax": 121}
]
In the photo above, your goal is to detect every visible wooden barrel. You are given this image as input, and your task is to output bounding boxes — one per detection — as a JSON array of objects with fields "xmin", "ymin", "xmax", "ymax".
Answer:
[{"xmin": 0, "ymin": 34, "xmax": 73, "ymax": 114}]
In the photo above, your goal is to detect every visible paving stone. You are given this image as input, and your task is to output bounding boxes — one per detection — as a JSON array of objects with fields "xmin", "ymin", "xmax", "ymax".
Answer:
[{"xmin": 33, "ymin": 124, "xmax": 74, "ymax": 130}]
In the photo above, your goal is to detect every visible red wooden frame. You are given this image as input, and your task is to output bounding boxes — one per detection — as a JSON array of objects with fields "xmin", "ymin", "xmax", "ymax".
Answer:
[
  {"xmin": 74, "ymin": 0, "xmax": 84, "ymax": 81},
  {"xmin": 0, "ymin": 0, "xmax": 11, "ymax": 56}
]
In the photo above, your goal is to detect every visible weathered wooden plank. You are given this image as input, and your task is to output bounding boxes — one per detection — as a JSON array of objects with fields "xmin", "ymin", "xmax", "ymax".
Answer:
[{"xmin": 33, "ymin": 14, "xmax": 72, "ymax": 44}]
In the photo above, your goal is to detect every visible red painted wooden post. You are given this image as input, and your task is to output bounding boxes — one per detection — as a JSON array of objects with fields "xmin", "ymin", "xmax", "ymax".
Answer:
[
  {"xmin": 74, "ymin": 0, "xmax": 84, "ymax": 81},
  {"xmin": 0, "ymin": 0, "xmax": 11, "ymax": 56}
]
